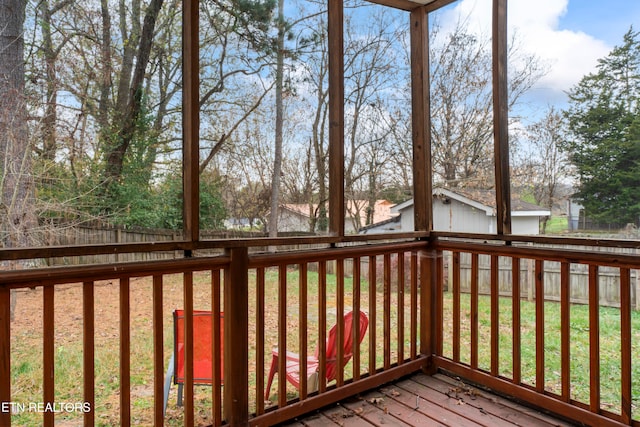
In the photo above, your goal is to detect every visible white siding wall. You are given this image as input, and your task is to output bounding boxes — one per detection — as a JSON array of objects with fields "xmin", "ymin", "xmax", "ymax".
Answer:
[
  {"xmin": 433, "ymin": 199, "xmax": 492, "ymax": 233},
  {"xmin": 512, "ymin": 216, "xmax": 541, "ymax": 235},
  {"xmin": 396, "ymin": 200, "xmax": 541, "ymax": 235}
]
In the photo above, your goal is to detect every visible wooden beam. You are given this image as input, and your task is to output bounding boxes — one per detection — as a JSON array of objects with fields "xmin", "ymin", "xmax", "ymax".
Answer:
[
  {"xmin": 410, "ymin": 6, "xmax": 432, "ymax": 232},
  {"xmin": 328, "ymin": 0, "xmax": 345, "ymax": 236},
  {"xmin": 492, "ymin": 0, "xmax": 511, "ymax": 235},
  {"xmin": 366, "ymin": 0, "xmax": 457, "ymax": 12},
  {"xmin": 183, "ymin": 0, "xmax": 200, "ymax": 242}
]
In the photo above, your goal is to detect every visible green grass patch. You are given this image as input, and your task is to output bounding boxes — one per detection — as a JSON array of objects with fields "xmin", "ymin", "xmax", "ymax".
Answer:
[{"xmin": 442, "ymin": 291, "xmax": 640, "ymax": 416}]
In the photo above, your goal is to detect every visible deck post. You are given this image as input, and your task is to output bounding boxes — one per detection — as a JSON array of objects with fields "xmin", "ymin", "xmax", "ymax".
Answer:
[
  {"xmin": 224, "ymin": 247, "xmax": 249, "ymax": 425},
  {"xmin": 328, "ymin": 0, "xmax": 345, "ymax": 237},
  {"xmin": 183, "ymin": 0, "xmax": 200, "ymax": 243},
  {"xmin": 410, "ymin": 5, "xmax": 432, "ymax": 233},
  {"xmin": 420, "ymin": 247, "xmax": 438, "ymax": 374},
  {"xmin": 492, "ymin": 0, "xmax": 511, "ymax": 234}
]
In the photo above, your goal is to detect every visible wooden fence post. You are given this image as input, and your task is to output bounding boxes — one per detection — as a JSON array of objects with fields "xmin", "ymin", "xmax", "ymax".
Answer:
[{"xmin": 224, "ymin": 247, "xmax": 249, "ymax": 426}]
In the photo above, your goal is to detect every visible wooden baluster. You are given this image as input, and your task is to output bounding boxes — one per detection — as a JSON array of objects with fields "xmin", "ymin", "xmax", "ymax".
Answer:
[
  {"xmin": 470, "ymin": 253, "xmax": 479, "ymax": 370},
  {"xmin": 353, "ymin": 257, "xmax": 362, "ymax": 379},
  {"xmin": 620, "ymin": 267, "xmax": 632, "ymax": 424},
  {"xmin": 452, "ymin": 252, "xmax": 461, "ymax": 363},
  {"xmin": 119, "ymin": 278, "xmax": 131, "ymax": 426},
  {"xmin": 318, "ymin": 261, "xmax": 327, "ymax": 393},
  {"xmin": 368, "ymin": 256, "xmax": 377, "ymax": 375},
  {"xmin": 83, "ymin": 281, "xmax": 95, "ymax": 427},
  {"xmin": 589, "ymin": 265, "xmax": 600, "ymax": 413},
  {"xmin": 299, "ymin": 263, "xmax": 308, "ymax": 399},
  {"xmin": 397, "ymin": 252, "xmax": 405, "ymax": 365},
  {"xmin": 560, "ymin": 262, "xmax": 570, "ymax": 402},
  {"xmin": 535, "ymin": 260, "xmax": 544, "ymax": 393},
  {"xmin": 0, "ymin": 285, "xmax": 10, "ymax": 427},
  {"xmin": 512, "ymin": 257, "xmax": 521, "ymax": 385},
  {"xmin": 183, "ymin": 272, "xmax": 194, "ymax": 427},
  {"xmin": 277, "ymin": 264, "xmax": 287, "ymax": 407},
  {"xmin": 383, "ymin": 253, "xmax": 391, "ymax": 370},
  {"xmin": 410, "ymin": 251, "xmax": 418, "ymax": 360},
  {"xmin": 213, "ymin": 270, "xmax": 222, "ymax": 424},
  {"xmin": 152, "ymin": 275, "xmax": 163, "ymax": 426},
  {"xmin": 491, "ymin": 255, "xmax": 499, "ymax": 376},
  {"xmin": 337, "ymin": 258, "xmax": 345, "ymax": 386},
  {"xmin": 43, "ymin": 284, "xmax": 54, "ymax": 427}
]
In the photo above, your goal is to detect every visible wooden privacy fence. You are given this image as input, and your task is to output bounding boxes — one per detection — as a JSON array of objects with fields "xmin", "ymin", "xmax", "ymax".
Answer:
[{"xmin": 443, "ymin": 247, "xmax": 640, "ymax": 309}]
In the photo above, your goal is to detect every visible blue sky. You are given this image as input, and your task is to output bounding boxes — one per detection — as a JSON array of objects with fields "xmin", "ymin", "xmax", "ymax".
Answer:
[
  {"xmin": 440, "ymin": 0, "xmax": 640, "ymax": 118},
  {"xmin": 559, "ymin": 0, "xmax": 640, "ymax": 46}
]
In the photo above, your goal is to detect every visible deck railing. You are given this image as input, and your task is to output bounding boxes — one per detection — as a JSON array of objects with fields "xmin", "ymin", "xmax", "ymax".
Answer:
[
  {"xmin": 432, "ymin": 238, "xmax": 640, "ymax": 427},
  {"xmin": 1, "ymin": 236, "xmax": 639, "ymax": 426},
  {"xmin": 0, "ymin": 240, "xmax": 429, "ymax": 426}
]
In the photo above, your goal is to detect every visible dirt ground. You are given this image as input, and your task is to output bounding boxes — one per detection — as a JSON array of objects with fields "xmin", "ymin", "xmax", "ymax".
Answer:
[{"xmin": 11, "ymin": 274, "xmax": 218, "ymax": 426}]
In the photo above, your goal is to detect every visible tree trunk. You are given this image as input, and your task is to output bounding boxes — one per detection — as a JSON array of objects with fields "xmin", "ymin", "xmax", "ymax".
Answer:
[
  {"xmin": 0, "ymin": 0, "xmax": 35, "ymax": 319},
  {"xmin": 268, "ymin": 0, "xmax": 285, "ymax": 240},
  {"xmin": 102, "ymin": 0, "xmax": 164, "ymax": 188}
]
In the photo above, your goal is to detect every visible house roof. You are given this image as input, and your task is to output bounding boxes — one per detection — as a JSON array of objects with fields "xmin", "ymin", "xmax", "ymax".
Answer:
[
  {"xmin": 281, "ymin": 200, "xmax": 398, "ymax": 228},
  {"xmin": 359, "ymin": 215, "xmax": 401, "ymax": 233},
  {"xmin": 392, "ymin": 187, "xmax": 551, "ymax": 217}
]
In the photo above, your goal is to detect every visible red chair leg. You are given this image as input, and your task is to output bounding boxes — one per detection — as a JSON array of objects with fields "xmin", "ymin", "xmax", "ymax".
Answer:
[{"xmin": 265, "ymin": 353, "xmax": 278, "ymax": 400}]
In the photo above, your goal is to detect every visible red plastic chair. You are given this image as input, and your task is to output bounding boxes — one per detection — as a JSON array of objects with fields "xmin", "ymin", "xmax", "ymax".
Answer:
[
  {"xmin": 265, "ymin": 310, "xmax": 368, "ymax": 399},
  {"xmin": 164, "ymin": 310, "xmax": 223, "ymax": 414}
]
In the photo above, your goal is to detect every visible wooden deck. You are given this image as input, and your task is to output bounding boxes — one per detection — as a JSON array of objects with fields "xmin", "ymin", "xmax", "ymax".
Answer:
[{"xmin": 281, "ymin": 373, "xmax": 575, "ymax": 427}]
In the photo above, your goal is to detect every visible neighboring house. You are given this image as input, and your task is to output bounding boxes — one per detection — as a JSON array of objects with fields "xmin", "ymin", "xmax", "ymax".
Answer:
[
  {"xmin": 362, "ymin": 187, "xmax": 550, "ymax": 235},
  {"xmin": 567, "ymin": 199, "xmax": 582, "ymax": 231},
  {"xmin": 274, "ymin": 200, "xmax": 397, "ymax": 233}
]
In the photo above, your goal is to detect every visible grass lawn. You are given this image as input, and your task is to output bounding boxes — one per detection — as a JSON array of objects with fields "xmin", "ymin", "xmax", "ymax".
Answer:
[
  {"xmin": 543, "ymin": 216, "xmax": 568, "ymax": 234},
  {"xmin": 9, "ymin": 264, "xmax": 416, "ymax": 426},
  {"xmin": 441, "ymin": 292, "xmax": 640, "ymax": 417}
]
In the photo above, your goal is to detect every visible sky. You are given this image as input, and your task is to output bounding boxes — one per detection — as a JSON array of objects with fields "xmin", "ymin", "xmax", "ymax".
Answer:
[{"xmin": 439, "ymin": 0, "xmax": 640, "ymax": 120}]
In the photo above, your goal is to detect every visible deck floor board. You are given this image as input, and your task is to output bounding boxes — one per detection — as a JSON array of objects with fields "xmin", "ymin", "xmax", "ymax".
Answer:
[{"xmin": 281, "ymin": 373, "xmax": 576, "ymax": 427}]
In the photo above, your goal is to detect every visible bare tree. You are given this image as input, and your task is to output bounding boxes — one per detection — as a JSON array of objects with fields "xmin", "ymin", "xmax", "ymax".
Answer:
[
  {"xmin": 1, "ymin": 0, "xmax": 36, "ymax": 318},
  {"xmin": 521, "ymin": 107, "xmax": 569, "ymax": 232},
  {"xmin": 428, "ymin": 21, "xmax": 545, "ymax": 189}
]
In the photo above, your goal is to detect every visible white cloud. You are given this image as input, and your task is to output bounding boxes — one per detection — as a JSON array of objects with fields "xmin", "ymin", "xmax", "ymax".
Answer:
[{"xmin": 440, "ymin": 0, "xmax": 611, "ymax": 99}]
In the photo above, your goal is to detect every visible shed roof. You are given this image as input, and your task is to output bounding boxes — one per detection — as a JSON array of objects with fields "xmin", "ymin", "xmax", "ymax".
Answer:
[{"xmin": 393, "ymin": 187, "xmax": 551, "ymax": 217}]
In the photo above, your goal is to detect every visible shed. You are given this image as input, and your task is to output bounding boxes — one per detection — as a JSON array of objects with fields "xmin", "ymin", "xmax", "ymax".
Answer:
[{"xmin": 362, "ymin": 187, "xmax": 550, "ymax": 235}]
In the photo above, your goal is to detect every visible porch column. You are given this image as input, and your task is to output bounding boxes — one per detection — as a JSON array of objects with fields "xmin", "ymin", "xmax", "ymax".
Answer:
[
  {"xmin": 410, "ymin": 5, "xmax": 432, "ymax": 233},
  {"xmin": 183, "ymin": 0, "xmax": 200, "ymax": 243},
  {"xmin": 328, "ymin": 0, "xmax": 345, "ymax": 237},
  {"xmin": 492, "ymin": 0, "xmax": 512, "ymax": 235}
]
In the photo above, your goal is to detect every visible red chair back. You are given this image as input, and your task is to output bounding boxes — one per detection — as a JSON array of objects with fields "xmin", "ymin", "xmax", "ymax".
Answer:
[
  {"xmin": 319, "ymin": 311, "xmax": 368, "ymax": 381},
  {"xmin": 174, "ymin": 310, "xmax": 223, "ymax": 384}
]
